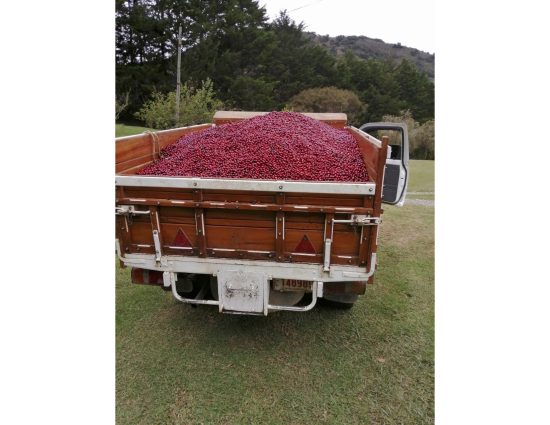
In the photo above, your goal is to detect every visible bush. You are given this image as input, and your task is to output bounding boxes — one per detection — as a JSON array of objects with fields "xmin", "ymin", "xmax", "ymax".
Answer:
[
  {"xmin": 286, "ymin": 86, "xmax": 367, "ymax": 126},
  {"xmin": 135, "ymin": 79, "xmax": 223, "ymax": 129},
  {"xmin": 382, "ymin": 110, "xmax": 435, "ymax": 160}
]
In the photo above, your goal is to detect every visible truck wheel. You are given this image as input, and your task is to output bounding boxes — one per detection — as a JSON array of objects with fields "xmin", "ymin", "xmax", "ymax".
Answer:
[
  {"xmin": 269, "ymin": 289, "xmax": 304, "ymax": 307},
  {"xmin": 322, "ymin": 293, "xmax": 358, "ymax": 309}
]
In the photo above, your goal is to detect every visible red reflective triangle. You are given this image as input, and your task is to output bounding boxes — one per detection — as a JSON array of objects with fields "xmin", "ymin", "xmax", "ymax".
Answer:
[
  {"xmin": 173, "ymin": 228, "xmax": 192, "ymax": 247},
  {"xmin": 294, "ymin": 235, "xmax": 316, "ymax": 254}
]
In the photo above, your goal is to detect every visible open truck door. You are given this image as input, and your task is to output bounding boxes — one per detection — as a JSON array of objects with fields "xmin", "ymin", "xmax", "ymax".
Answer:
[{"xmin": 359, "ymin": 122, "xmax": 409, "ymax": 206}]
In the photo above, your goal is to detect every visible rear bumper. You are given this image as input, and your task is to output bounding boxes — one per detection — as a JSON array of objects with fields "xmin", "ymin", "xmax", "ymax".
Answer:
[{"xmin": 116, "ymin": 240, "xmax": 376, "ymax": 283}]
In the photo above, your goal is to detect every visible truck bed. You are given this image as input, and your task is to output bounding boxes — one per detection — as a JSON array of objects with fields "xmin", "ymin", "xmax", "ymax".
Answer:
[{"xmin": 115, "ymin": 112, "xmax": 388, "ymax": 283}]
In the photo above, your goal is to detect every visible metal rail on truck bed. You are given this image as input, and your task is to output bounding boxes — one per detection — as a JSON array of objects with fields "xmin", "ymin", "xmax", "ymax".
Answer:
[{"xmin": 115, "ymin": 111, "xmax": 389, "ymax": 315}]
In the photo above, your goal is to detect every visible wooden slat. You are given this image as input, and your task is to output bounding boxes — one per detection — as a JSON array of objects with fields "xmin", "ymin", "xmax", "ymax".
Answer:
[
  {"xmin": 331, "ymin": 228, "xmax": 360, "ymax": 256},
  {"xmin": 285, "ymin": 194, "xmax": 364, "ymax": 207},
  {"xmin": 129, "ymin": 244, "xmax": 155, "ymax": 254},
  {"xmin": 123, "ymin": 187, "xmax": 194, "ymax": 201},
  {"xmin": 116, "ymin": 196, "xmax": 374, "ymax": 215},
  {"xmin": 128, "ymin": 221, "xmax": 153, "ymax": 245},
  {"xmin": 206, "ymin": 249, "xmax": 275, "ymax": 261},
  {"xmin": 116, "ymin": 155, "xmax": 155, "ymax": 174},
  {"xmin": 121, "ymin": 187, "xmax": 369, "ymax": 208},
  {"xmin": 204, "ymin": 226, "xmax": 276, "ymax": 252}
]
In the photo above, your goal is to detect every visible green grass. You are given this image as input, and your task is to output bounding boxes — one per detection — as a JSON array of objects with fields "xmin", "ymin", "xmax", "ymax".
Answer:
[
  {"xmin": 407, "ymin": 160, "xmax": 434, "ymax": 193},
  {"xmin": 116, "ymin": 202, "xmax": 434, "ymax": 423},
  {"xmin": 116, "ymin": 124, "xmax": 153, "ymax": 137}
]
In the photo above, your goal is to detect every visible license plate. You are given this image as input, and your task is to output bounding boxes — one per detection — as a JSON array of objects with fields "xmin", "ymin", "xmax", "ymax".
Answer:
[
  {"xmin": 281, "ymin": 279, "xmax": 312, "ymax": 292},
  {"xmin": 218, "ymin": 270, "xmax": 267, "ymax": 313}
]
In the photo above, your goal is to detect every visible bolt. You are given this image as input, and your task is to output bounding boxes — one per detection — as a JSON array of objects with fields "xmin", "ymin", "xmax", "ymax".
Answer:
[
  {"xmin": 193, "ymin": 182, "xmax": 197, "ymax": 186},
  {"xmin": 369, "ymin": 188, "xmax": 373, "ymax": 192},
  {"xmin": 279, "ymin": 185, "xmax": 283, "ymax": 189}
]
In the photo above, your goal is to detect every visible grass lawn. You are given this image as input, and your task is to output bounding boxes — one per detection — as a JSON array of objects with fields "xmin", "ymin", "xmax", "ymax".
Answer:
[
  {"xmin": 116, "ymin": 179, "xmax": 434, "ymax": 423},
  {"xmin": 407, "ymin": 160, "xmax": 434, "ymax": 193},
  {"xmin": 116, "ymin": 124, "xmax": 153, "ymax": 137}
]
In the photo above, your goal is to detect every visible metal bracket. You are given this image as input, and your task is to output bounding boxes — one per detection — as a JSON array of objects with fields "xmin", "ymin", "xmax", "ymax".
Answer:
[
  {"xmin": 163, "ymin": 271, "xmax": 176, "ymax": 288},
  {"xmin": 333, "ymin": 215, "xmax": 381, "ymax": 226}
]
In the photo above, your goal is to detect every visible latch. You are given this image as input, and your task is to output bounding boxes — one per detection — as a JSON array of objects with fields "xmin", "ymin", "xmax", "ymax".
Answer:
[
  {"xmin": 115, "ymin": 205, "xmax": 150, "ymax": 216},
  {"xmin": 333, "ymin": 215, "xmax": 381, "ymax": 226}
]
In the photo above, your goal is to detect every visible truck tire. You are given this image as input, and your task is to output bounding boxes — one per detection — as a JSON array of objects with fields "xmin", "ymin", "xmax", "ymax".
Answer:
[{"xmin": 322, "ymin": 293, "xmax": 358, "ymax": 309}]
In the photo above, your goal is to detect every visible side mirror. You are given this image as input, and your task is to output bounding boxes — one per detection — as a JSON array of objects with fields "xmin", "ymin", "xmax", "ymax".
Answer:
[{"xmin": 359, "ymin": 122, "xmax": 409, "ymax": 206}]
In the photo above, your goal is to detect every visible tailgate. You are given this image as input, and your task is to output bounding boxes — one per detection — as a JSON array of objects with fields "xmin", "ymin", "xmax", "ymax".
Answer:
[{"xmin": 116, "ymin": 179, "xmax": 378, "ymax": 271}]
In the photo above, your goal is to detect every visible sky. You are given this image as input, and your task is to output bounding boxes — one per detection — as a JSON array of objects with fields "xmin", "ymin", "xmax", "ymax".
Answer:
[{"xmin": 259, "ymin": 0, "xmax": 434, "ymax": 53}]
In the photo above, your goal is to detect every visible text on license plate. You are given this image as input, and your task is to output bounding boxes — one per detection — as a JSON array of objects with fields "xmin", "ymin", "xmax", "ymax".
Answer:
[{"xmin": 282, "ymin": 279, "xmax": 313, "ymax": 291}]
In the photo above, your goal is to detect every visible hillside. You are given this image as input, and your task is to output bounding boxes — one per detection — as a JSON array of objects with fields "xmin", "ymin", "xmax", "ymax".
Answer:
[{"xmin": 307, "ymin": 33, "xmax": 434, "ymax": 79}]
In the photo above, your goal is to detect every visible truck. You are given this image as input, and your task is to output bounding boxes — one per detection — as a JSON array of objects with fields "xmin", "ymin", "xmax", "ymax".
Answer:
[{"xmin": 115, "ymin": 111, "xmax": 409, "ymax": 315}]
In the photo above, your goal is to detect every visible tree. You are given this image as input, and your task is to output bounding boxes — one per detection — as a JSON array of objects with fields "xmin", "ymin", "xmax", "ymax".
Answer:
[
  {"xmin": 264, "ymin": 11, "xmax": 337, "ymax": 107},
  {"xmin": 287, "ymin": 87, "xmax": 366, "ymax": 126},
  {"xmin": 393, "ymin": 59, "xmax": 434, "ymax": 123},
  {"xmin": 116, "ymin": 0, "xmax": 269, "ymax": 118},
  {"xmin": 115, "ymin": 2, "xmax": 434, "ymax": 125}
]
